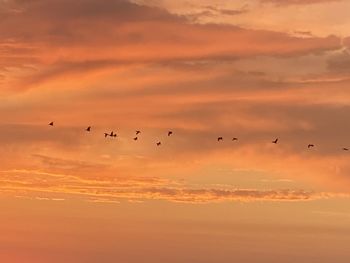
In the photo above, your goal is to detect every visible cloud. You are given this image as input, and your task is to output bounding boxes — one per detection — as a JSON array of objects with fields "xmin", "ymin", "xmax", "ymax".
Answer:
[
  {"xmin": 0, "ymin": 0, "xmax": 341, "ymax": 90},
  {"xmin": 0, "ymin": 0, "xmax": 349, "ymax": 196},
  {"xmin": 327, "ymin": 49, "xmax": 350, "ymax": 73},
  {"xmin": 1, "ymin": 61, "xmax": 350, "ymax": 189},
  {"xmin": 261, "ymin": 0, "xmax": 341, "ymax": 5},
  {"xmin": 185, "ymin": 5, "xmax": 248, "ymax": 22},
  {"xmin": 204, "ymin": 6, "xmax": 247, "ymax": 16},
  {"xmin": 140, "ymin": 188, "xmax": 337, "ymax": 203},
  {"xmin": 0, "ymin": 169, "xmax": 344, "ymax": 203},
  {"xmin": 32, "ymin": 154, "xmax": 108, "ymax": 171},
  {"xmin": 0, "ymin": 124, "xmax": 83, "ymax": 145}
]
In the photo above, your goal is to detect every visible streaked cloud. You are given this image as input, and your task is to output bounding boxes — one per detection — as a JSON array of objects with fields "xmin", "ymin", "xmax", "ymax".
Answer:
[
  {"xmin": 261, "ymin": 0, "xmax": 341, "ymax": 5},
  {"xmin": 0, "ymin": 169, "xmax": 346, "ymax": 203}
]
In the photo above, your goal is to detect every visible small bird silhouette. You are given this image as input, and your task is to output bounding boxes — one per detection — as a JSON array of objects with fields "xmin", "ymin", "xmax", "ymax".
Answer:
[
  {"xmin": 104, "ymin": 133, "xmax": 109, "ymax": 138},
  {"xmin": 157, "ymin": 141, "xmax": 161, "ymax": 146},
  {"xmin": 343, "ymin": 148, "xmax": 349, "ymax": 151},
  {"xmin": 86, "ymin": 126, "xmax": 91, "ymax": 132},
  {"xmin": 272, "ymin": 138, "xmax": 278, "ymax": 144},
  {"xmin": 168, "ymin": 131, "xmax": 173, "ymax": 136},
  {"xmin": 134, "ymin": 137, "xmax": 138, "ymax": 141},
  {"xmin": 308, "ymin": 144, "xmax": 315, "ymax": 148},
  {"xmin": 232, "ymin": 137, "xmax": 238, "ymax": 141},
  {"xmin": 218, "ymin": 137, "xmax": 223, "ymax": 142},
  {"xmin": 136, "ymin": 130, "xmax": 141, "ymax": 135},
  {"xmin": 49, "ymin": 122, "xmax": 54, "ymax": 126}
]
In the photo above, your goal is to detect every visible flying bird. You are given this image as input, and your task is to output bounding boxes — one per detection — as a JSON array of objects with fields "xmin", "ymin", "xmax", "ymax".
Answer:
[
  {"xmin": 104, "ymin": 133, "xmax": 109, "ymax": 138},
  {"xmin": 232, "ymin": 137, "xmax": 238, "ymax": 141},
  {"xmin": 49, "ymin": 122, "xmax": 54, "ymax": 126},
  {"xmin": 217, "ymin": 137, "xmax": 223, "ymax": 142},
  {"xmin": 134, "ymin": 137, "xmax": 138, "ymax": 141},
  {"xmin": 136, "ymin": 130, "xmax": 141, "ymax": 135},
  {"xmin": 168, "ymin": 131, "xmax": 173, "ymax": 136},
  {"xmin": 156, "ymin": 142, "xmax": 161, "ymax": 146},
  {"xmin": 86, "ymin": 126, "xmax": 91, "ymax": 132},
  {"xmin": 308, "ymin": 144, "xmax": 315, "ymax": 148},
  {"xmin": 272, "ymin": 138, "xmax": 278, "ymax": 144},
  {"xmin": 343, "ymin": 148, "xmax": 349, "ymax": 151}
]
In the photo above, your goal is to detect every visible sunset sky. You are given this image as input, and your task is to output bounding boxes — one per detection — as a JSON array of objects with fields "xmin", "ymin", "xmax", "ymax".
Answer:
[{"xmin": 1, "ymin": 0, "xmax": 350, "ymax": 262}]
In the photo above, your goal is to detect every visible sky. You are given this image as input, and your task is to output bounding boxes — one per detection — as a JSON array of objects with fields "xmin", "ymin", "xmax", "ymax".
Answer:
[{"xmin": 1, "ymin": 0, "xmax": 350, "ymax": 262}]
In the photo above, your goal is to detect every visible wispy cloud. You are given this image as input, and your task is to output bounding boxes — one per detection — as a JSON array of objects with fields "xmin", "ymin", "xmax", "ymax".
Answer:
[
  {"xmin": 0, "ymin": 169, "xmax": 347, "ymax": 203},
  {"xmin": 261, "ymin": 0, "xmax": 341, "ymax": 5}
]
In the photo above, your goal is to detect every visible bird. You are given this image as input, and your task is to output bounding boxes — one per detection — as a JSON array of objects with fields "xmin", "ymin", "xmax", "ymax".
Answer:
[
  {"xmin": 232, "ymin": 137, "xmax": 238, "ymax": 141},
  {"xmin": 168, "ymin": 131, "xmax": 173, "ymax": 136},
  {"xmin": 49, "ymin": 122, "xmax": 54, "ymax": 126},
  {"xmin": 136, "ymin": 130, "xmax": 141, "ymax": 135},
  {"xmin": 272, "ymin": 138, "xmax": 278, "ymax": 144},
  {"xmin": 217, "ymin": 137, "xmax": 223, "ymax": 142},
  {"xmin": 343, "ymin": 148, "xmax": 349, "ymax": 151},
  {"xmin": 134, "ymin": 137, "xmax": 138, "ymax": 141},
  {"xmin": 86, "ymin": 126, "xmax": 91, "ymax": 132},
  {"xmin": 110, "ymin": 132, "xmax": 117, "ymax": 137},
  {"xmin": 156, "ymin": 141, "xmax": 161, "ymax": 146},
  {"xmin": 308, "ymin": 144, "xmax": 315, "ymax": 148},
  {"xmin": 104, "ymin": 133, "xmax": 109, "ymax": 138}
]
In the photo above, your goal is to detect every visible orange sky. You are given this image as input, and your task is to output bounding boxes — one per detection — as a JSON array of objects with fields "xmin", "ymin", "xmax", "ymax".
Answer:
[{"xmin": 1, "ymin": 0, "xmax": 350, "ymax": 262}]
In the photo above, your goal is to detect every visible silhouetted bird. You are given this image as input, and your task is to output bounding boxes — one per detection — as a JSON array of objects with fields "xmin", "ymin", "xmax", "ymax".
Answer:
[
  {"xmin": 272, "ymin": 138, "xmax": 278, "ymax": 144},
  {"xmin": 232, "ymin": 137, "xmax": 238, "ymax": 141},
  {"xmin": 136, "ymin": 130, "xmax": 141, "ymax": 135},
  {"xmin": 134, "ymin": 137, "xmax": 138, "ymax": 141},
  {"xmin": 49, "ymin": 122, "xmax": 54, "ymax": 126},
  {"xmin": 343, "ymin": 148, "xmax": 349, "ymax": 151},
  {"xmin": 168, "ymin": 131, "xmax": 173, "ymax": 136},
  {"xmin": 104, "ymin": 133, "xmax": 109, "ymax": 138},
  {"xmin": 157, "ymin": 142, "xmax": 161, "ymax": 146},
  {"xmin": 86, "ymin": 126, "xmax": 91, "ymax": 132},
  {"xmin": 218, "ymin": 137, "xmax": 223, "ymax": 142},
  {"xmin": 308, "ymin": 144, "xmax": 314, "ymax": 148}
]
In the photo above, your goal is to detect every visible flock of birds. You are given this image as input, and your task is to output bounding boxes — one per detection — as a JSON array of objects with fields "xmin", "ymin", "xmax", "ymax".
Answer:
[
  {"xmin": 49, "ymin": 121, "xmax": 173, "ymax": 147},
  {"xmin": 48, "ymin": 122, "xmax": 349, "ymax": 151}
]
